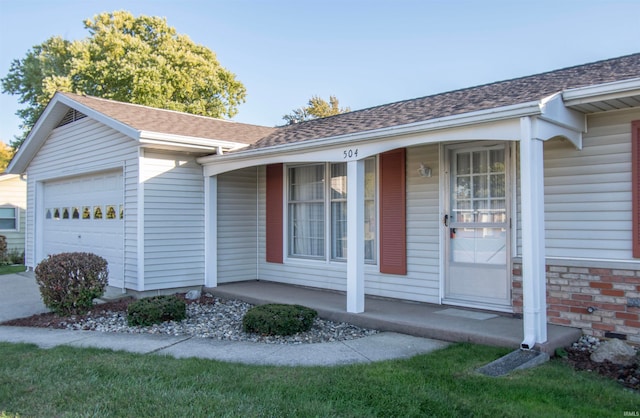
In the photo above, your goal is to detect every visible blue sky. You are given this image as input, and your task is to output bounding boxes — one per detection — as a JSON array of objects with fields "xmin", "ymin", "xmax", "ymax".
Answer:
[{"xmin": 1, "ymin": 0, "xmax": 639, "ymax": 144}]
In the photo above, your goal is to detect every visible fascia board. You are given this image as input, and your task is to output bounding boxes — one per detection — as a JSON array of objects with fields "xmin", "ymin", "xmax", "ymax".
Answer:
[
  {"xmin": 538, "ymin": 93, "xmax": 586, "ymax": 134},
  {"xmin": 139, "ymin": 131, "xmax": 250, "ymax": 151},
  {"xmin": 197, "ymin": 99, "xmax": 542, "ymax": 166},
  {"xmin": 6, "ymin": 95, "xmax": 68, "ymax": 174},
  {"xmin": 7, "ymin": 93, "xmax": 141, "ymax": 174},
  {"xmin": 563, "ymin": 78, "xmax": 640, "ymax": 105}
]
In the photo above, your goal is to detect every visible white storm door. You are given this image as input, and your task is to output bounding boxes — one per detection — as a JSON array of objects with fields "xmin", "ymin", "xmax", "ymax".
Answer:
[{"xmin": 445, "ymin": 144, "xmax": 511, "ymax": 309}]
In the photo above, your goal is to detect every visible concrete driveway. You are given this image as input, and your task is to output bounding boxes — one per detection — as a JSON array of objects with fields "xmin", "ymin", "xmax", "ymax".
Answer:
[{"xmin": 0, "ymin": 270, "xmax": 49, "ymax": 322}]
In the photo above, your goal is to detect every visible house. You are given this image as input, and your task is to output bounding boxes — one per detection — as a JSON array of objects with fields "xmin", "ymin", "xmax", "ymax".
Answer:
[
  {"xmin": 0, "ymin": 173, "xmax": 26, "ymax": 260},
  {"xmin": 7, "ymin": 53, "xmax": 640, "ymax": 348}
]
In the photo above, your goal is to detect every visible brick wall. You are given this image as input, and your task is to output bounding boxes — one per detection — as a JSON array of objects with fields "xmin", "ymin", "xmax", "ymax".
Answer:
[{"xmin": 512, "ymin": 263, "xmax": 640, "ymax": 345}]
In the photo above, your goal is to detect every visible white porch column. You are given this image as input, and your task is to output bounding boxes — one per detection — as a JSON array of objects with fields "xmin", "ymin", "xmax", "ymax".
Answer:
[
  {"xmin": 346, "ymin": 159, "xmax": 365, "ymax": 313},
  {"xmin": 204, "ymin": 175, "xmax": 218, "ymax": 287},
  {"xmin": 519, "ymin": 117, "xmax": 548, "ymax": 349}
]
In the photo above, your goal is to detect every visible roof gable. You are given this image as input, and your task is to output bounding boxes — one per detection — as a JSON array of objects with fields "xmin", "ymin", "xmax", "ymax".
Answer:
[{"xmin": 7, "ymin": 92, "xmax": 276, "ymax": 174}]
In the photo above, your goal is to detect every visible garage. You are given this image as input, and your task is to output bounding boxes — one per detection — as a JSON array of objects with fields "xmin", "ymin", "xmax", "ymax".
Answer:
[{"xmin": 42, "ymin": 170, "xmax": 124, "ymax": 287}]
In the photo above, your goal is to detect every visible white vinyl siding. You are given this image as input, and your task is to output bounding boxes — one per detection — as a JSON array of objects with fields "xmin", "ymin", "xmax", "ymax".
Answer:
[
  {"xmin": 256, "ymin": 144, "xmax": 441, "ymax": 304},
  {"xmin": 24, "ymin": 117, "xmax": 139, "ymax": 287},
  {"xmin": 0, "ymin": 176, "xmax": 26, "ymax": 252},
  {"xmin": 141, "ymin": 151, "xmax": 204, "ymax": 290},
  {"xmin": 216, "ymin": 167, "xmax": 258, "ymax": 283},
  {"xmin": 516, "ymin": 108, "xmax": 638, "ymax": 261}
]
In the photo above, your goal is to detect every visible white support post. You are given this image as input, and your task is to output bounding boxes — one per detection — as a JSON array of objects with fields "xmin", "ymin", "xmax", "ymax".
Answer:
[
  {"xmin": 346, "ymin": 159, "xmax": 365, "ymax": 313},
  {"xmin": 204, "ymin": 175, "xmax": 218, "ymax": 288},
  {"xmin": 519, "ymin": 117, "xmax": 548, "ymax": 349}
]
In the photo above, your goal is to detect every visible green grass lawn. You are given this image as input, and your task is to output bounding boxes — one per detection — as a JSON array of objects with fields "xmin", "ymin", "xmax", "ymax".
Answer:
[
  {"xmin": 0, "ymin": 265, "xmax": 25, "ymax": 275},
  {"xmin": 0, "ymin": 342, "xmax": 636, "ymax": 417}
]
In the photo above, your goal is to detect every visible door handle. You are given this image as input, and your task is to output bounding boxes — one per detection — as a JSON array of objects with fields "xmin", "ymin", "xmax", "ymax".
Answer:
[{"xmin": 443, "ymin": 214, "xmax": 449, "ymax": 227}]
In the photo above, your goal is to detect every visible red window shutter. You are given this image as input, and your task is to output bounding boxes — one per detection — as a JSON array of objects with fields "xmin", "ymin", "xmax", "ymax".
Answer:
[
  {"xmin": 379, "ymin": 148, "xmax": 407, "ymax": 274},
  {"xmin": 266, "ymin": 164, "xmax": 284, "ymax": 263},
  {"xmin": 633, "ymin": 121, "xmax": 640, "ymax": 258}
]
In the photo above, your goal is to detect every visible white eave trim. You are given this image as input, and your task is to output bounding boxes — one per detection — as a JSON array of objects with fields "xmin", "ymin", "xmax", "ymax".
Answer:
[
  {"xmin": 198, "ymin": 99, "xmax": 544, "ymax": 165},
  {"xmin": 563, "ymin": 77, "xmax": 640, "ymax": 106},
  {"xmin": 139, "ymin": 131, "xmax": 250, "ymax": 152}
]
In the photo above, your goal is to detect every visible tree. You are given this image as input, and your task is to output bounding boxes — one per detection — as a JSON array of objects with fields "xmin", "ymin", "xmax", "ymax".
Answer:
[
  {"xmin": 2, "ymin": 11, "xmax": 246, "ymax": 149},
  {"xmin": 282, "ymin": 95, "xmax": 350, "ymax": 125},
  {"xmin": 0, "ymin": 142, "xmax": 15, "ymax": 172}
]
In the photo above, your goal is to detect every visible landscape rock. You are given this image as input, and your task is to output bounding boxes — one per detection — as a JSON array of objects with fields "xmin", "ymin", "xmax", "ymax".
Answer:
[
  {"xmin": 185, "ymin": 290, "xmax": 201, "ymax": 300},
  {"xmin": 590, "ymin": 338, "xmax": 638, "ymax": 366}
]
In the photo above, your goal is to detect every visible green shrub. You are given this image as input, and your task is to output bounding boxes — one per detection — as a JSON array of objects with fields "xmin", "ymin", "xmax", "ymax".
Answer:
[
  {"xmin": 242, "ymin": 304, "xmax": 317, "ymax": 336},
  {"xmin": 7, "ymin": 249, "xmax": 24, "ymax": 265},
  {"xmin": 0, "ymin": 235, "xmax": 6, "ymax": 264},
  {"xmin": 127, "ymin": 295, "xmax": 187, "ymax": 326},
  {"xmin": 35, "ymin": 252, "xmax": 108, "ymax": 316}
]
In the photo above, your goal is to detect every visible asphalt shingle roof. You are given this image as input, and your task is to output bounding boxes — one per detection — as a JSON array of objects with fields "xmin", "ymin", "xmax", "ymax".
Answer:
[
  {"xmin": 247, "ymin": 53, "xmax": 640, "ymax": 151},
  {"xmin": 59, "ymin": 53, "xmax": 639, "ymax": 152},
  {"xmin": 60, "ymin": 92, "xmax": 276, "ymax": 145}
]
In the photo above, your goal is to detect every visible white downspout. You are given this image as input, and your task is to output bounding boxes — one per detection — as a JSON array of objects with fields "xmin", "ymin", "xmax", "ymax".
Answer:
[{"xmin": 519, "ymin": 116, "xmax": 548, "ymax": 349}]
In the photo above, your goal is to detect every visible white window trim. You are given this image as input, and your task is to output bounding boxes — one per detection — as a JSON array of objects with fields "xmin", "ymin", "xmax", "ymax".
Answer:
[
  {"xmin": 285, "ymin": 159, "xmax": 378, "ymax": 264},
  {"xmin": 0, "ymin": 206, "xmax": 19, "ymax": 232}
]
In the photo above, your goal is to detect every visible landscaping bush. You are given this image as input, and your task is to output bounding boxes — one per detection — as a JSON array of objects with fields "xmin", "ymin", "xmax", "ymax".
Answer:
[
  {"xmin": 7, "ymin": 249, "xmax": 24, "ymax": 265},
  {"xmin": 0, "ymin": 235, "xmax": 6, "ymax": 264},
  {"xmin": 35, "ymin": 252, "xmax": 108, "ymax": 315},
  {"xmin": 242, "ymin": 304, "xmax": 317, "ymax": 336},
  {"xmin": 127, "ymin": 295, "xmax": 187, "ymax": 326}
]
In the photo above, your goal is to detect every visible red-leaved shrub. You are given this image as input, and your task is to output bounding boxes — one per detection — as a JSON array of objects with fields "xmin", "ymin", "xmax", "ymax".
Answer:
[{"xmin": 35, "ymin": 252, "xmax": 108, "ymax": 315}]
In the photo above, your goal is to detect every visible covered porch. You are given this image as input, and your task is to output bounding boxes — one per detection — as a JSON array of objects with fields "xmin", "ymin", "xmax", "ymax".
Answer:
[
  {"xmin": 199, "ymin": 93, "xmax": 586, "ymax": 351},
  {"xmin": 206, "ymin": 280, "xmax": 581, "ymax": 354}
]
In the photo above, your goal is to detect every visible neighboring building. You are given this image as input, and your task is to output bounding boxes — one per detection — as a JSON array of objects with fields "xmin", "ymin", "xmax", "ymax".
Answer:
[
  {"xmin": 7, "ymin": 53, "xmax": 640, "ymax": 347},
  {"xmin": 0, "ymin": 174, "xmax": 26, "ymax": 258}
]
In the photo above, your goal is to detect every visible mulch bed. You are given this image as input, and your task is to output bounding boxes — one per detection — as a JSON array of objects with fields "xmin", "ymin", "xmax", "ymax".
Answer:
[{"xmin": 564, "ymin": 346, "xmax": 640, "ymax": 391}]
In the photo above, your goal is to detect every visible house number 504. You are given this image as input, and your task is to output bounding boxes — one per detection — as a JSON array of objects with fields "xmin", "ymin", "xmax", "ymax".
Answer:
[{"xmin": 343, "ymin": 149, "xmax": 358, "ymax": 159}]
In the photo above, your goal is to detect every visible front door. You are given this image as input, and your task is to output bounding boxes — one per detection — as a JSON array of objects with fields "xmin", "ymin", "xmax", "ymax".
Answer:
[{"xmin": 444, "ymin": 143, "xmax": 511, "ymax": 309}]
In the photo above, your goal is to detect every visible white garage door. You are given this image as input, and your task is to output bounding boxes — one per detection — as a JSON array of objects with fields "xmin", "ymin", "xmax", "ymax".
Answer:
[{"xmin": 43, "ymin": 170, "xmax": 124, "ymax": 288}]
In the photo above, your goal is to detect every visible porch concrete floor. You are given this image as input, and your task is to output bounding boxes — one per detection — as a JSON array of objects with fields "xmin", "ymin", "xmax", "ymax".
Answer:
[{"xmin": 206, "ymin": 280, "xmax": 581, "ymax": 354}]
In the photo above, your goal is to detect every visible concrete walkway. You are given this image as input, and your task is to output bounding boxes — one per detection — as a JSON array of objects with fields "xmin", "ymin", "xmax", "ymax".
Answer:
[
  {"xmin": 0, "ymin": 270, "xmax": 49, "ymax": 322},
  {"xmin": 207, "ymin": 280, "xmax": 582, "ymax": 354},
  {"xmin": 0, "ymin": 272, "xmax": 449, "ymax": 366}
]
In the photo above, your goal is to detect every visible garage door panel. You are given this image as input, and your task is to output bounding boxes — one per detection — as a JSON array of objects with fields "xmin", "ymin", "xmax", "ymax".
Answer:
[{"xmin": 43, "ymin": 171, "xmax": 124, "ymax": 288}]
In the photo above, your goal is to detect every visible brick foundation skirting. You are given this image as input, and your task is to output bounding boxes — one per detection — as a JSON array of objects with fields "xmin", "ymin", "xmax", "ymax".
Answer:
[{"xmin": 512, "ymin": 263, "xmax": 640, "ymax": 345}]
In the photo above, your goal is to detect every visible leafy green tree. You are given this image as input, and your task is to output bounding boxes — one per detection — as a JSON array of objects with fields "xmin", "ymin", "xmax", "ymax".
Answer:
[
  {"xmin": 2, "ymin": 10, "xmax": 246, "ymax": 149},
  {"xmin": 283, "ymin": 95, "xmax": 350, "ymax": 125},
  {"xmin": 0, "ymin": 142, "xmax": 15, "ymax": 172}
]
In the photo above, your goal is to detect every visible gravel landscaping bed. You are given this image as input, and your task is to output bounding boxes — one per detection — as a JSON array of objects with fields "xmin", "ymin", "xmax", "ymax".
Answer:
[{"xmin": 1, "ymin": 293, "xmax": 378, "ymax": 345}]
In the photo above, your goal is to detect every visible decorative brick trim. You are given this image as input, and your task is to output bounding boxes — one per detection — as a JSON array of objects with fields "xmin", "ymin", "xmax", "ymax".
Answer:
[{"xmin": 512, "ymin": 263, "xmax": 640, "ymax": 344}]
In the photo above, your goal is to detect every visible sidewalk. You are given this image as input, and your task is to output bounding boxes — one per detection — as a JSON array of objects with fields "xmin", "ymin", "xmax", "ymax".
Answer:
[{"xmin": 0, "ymin": 272, "xmax": 449, "ymax": 366}]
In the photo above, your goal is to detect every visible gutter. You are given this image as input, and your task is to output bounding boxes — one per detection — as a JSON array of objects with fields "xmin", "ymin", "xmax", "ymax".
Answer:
[
  {"xmin": 139, "ymin": 131, "xmax": 250, "ymax": 152},
  {"xmin": 198, "ymin": 99, "xmax": 544, "ymax": 165}
]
